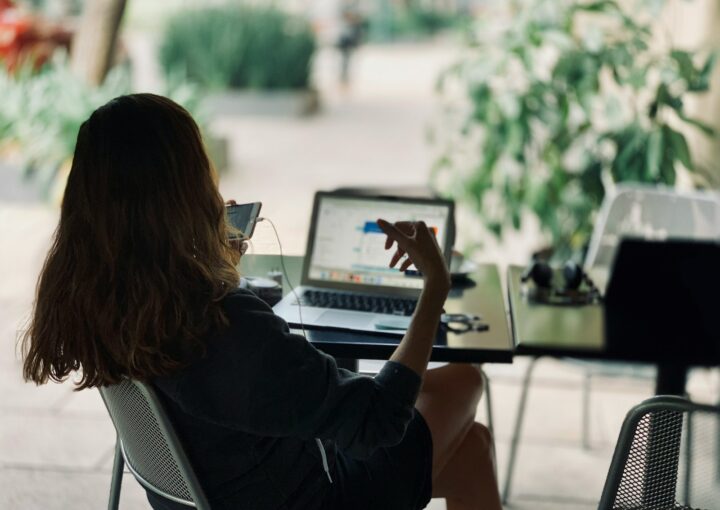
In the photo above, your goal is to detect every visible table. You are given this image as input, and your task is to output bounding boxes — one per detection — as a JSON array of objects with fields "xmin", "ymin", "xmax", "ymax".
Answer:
[
  {"xmin": 240, "ymin": 254, "xmax": 514, "ymax": 369},
  {"xmin": 507, "ymin": 265, "xmax": 699, "ymax": 395},
  {"xmin": 506, "ymin": 264, "xmax": 717, "ymax": 505}
]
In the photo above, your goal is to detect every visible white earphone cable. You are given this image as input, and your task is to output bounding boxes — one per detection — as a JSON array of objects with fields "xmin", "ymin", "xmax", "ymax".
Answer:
[
  {"xmin": 256, "ymin": 217, "xmax": 331, "ymax": 483},
  {"xmin": 256, "ymin": 217, "xmax": 307, "ymax": 338}
]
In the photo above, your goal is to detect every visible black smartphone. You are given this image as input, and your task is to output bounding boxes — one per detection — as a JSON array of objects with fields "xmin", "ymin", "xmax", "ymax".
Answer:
[{"xmin": 226, "ymin": 202, "xmax": 262, "ymax": 240}]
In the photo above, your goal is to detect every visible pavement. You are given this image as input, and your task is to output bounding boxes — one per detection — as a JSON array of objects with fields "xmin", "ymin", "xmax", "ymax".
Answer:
[{"xmin": 1, "ymin": 40, "xmax": 719, "ymax": 509}]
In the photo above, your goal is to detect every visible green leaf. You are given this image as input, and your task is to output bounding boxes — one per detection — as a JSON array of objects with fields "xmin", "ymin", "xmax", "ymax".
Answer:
[
  {"xmin": 699, "ymin": 53, "xmax": 717, "ymax": 81},
  {"xmin": 655, "ymin": 83, "xmax": 683, "ymax": 112},
  {"xmin": 645, "ymin": 129, "xmax": 662, "ymax": 178},
  {"xmin": 688, "ymin": 53, "xmax": 717, "ymax": 92},
  {"xmin": 678, "ymin": 113, "xmax": 715, "ymax": 137},
  {"xmin": 659, "ymin": 129, "xmax": 676, "ymax": 185},
  {"xmin": 614, "ymin": 126, "xmax": 646, "ymax": 173},
  {"xmin": 670, "ymin": 50, "xmax": 695, "ymax": 82},
  {"xmin": 668, "ymin": 128, "xmax": 693, "ymax": 170},
  {"xmin": 487, "ymin": 222, "xmax": 502, "ymax": 238},
  {"xmin": 575, "ymin": 0, "xmax": 618, "ymax": 12},
  {"xmin": 626, "ymin": 66, "xmax": 647, "ymax": 89},
  {"xmin": 511, "ymin": 208, "xmax": 522, "ymax": 230}
]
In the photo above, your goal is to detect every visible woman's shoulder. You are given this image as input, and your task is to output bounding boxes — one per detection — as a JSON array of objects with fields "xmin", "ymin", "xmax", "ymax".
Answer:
[
  {"xmin": 216, "ymin": 287, "xmax": 295, "ymax": 346},
  {"xmin": 222, "ymin": 288, "xmax": 282, "ymax": 324},
  {"xmin": 154, "ymin": 288, "xmax": 289, "ymax": 396},
  {"xmin": 223, "ymin": 287, "xmax": 270, "ymax": 310}
]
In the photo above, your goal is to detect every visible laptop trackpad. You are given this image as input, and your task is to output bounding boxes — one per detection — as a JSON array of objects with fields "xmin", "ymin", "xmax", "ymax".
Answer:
[{"xmin": 318, "ymin": 310, "xmax": 374, "ymax": 329}]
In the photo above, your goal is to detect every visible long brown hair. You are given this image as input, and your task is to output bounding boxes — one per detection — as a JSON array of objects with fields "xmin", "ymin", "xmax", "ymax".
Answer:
[{"xmin": 22, "ymin": 94, "xmax": 240, "ymax": 389}]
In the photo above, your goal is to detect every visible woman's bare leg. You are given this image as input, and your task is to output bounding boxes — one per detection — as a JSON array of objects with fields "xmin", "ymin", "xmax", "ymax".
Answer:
[
  {"xmin": 416, "ymin": 364, "xmax": 484, "ymax": 476},
  {"xmin": 434, "ymin": 423, "xmax": 502, "ymax": 510},
  {"xmin": 415, "ymin": 364, "xmax": 501, "ymax": 509}
]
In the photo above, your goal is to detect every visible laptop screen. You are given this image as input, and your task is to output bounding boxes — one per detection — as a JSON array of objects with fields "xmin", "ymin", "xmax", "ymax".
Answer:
[{"xmin": 305, "ymin": 194, "xmax": 453, "ymax": 291}]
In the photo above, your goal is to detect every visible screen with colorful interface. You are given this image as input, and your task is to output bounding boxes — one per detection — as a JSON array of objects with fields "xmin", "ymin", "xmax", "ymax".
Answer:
[{"xmin": 307, "ymin": 196, "xmax": 451, "ymax": 290}]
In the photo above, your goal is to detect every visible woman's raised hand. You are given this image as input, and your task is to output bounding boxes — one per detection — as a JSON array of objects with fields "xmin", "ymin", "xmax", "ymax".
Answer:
[{"xmin": 376, "ymin": 219, "xmax": 451, "ymax": 294}]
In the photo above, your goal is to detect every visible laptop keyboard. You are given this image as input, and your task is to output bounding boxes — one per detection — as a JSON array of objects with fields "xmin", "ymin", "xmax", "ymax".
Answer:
[{"xmin": 296, "ymin": 290, "xmax": 417, "ymax": 316}]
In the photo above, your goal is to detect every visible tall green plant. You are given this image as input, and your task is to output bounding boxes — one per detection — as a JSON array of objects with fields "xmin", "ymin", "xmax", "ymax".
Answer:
[
  {"xmin": 433, "ymin": 0, "xmax": 715, "ymax": 255},
  {"xmin": 159, "ymin": 4, "xmax": 316, "ymax": 91}
]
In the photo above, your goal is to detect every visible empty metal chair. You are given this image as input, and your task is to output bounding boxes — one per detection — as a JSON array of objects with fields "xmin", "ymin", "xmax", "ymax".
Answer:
[
  {"xmin": 599, "ymin": 395, "xmax": 720, "ymax": 510},
  {"xmin": 99, "ymin": 379, "xmax": 210, "ymax": 510},
  {"xmin": 503, "ymin": 185, "xmax": 720, "ymax": 504},
  {"xmin": 585, "ymin": 185, "xmax": 720, "ymax": 281}
]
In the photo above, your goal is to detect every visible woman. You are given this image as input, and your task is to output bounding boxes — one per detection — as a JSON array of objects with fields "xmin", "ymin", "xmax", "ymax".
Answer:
[{"xmin": 22, "ymin": 94, "xmax": 501, "ymax": 510}]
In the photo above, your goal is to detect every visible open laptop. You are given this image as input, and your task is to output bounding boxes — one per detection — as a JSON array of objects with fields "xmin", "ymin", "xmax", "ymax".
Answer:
[{"xmin": 273, "ymin": 191, "xmax": 455, "ymax": 335}]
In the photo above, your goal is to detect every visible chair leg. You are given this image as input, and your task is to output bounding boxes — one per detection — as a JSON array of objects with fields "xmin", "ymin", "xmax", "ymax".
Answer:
[
  {"xmin": 481, "ymin": 369, "xmax": 495, "ymax": 440},
  {"xmin": 480, "ymin": 368, "xmax": 497, "ymax": 478},
  {"xmin": 502, "ymin": 356, "xmax": 540, "ymax": 505},
  {"xmin": 582, "ymin": 370, "xmax": 592, "ymax": 450},
  {"xmin": 717, "ymin": 374, "xmax": 720, "ymax": 483},
  {"xmin": 108, "ymin": 437, "xmax": 124, "ymax": 510}
]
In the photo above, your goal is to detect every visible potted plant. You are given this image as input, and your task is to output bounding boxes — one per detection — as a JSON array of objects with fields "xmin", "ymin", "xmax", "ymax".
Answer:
[
  {"xmin": 159, "ymin": 4, "xmax": 318, "ymax": 117},
  {"xmin": 432, "ymin": 0, "xmax": 716, "ymax": 258}
]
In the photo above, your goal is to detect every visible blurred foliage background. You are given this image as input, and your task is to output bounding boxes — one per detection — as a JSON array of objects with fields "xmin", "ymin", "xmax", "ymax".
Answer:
[
  {"xmin": 368, "ymin": 1, "xmax": 469, "ymax": 42},
  {"xmin": 432, "ymin": 0, "xmax": 716, "ymax": 257},
  {"xmin": 0, "ymin": 0, "xmax": 717, "ymax": 257}
]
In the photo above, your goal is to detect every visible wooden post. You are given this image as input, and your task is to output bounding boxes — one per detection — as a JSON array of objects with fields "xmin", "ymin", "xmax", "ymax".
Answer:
[{"xmin": 70, "ymin": 0, "xmax": 127, "ymax": 86}]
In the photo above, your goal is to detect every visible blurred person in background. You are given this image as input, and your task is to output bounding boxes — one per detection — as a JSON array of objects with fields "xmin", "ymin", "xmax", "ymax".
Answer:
[{"xmin": 337, "ymin": 0, "xmax": 365, "ymax": 86}]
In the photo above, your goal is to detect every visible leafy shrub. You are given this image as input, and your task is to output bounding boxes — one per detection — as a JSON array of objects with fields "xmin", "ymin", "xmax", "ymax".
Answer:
[
  {"xmin": 159, "ymin": 4, "xmax": 316, "ymax": 90},
  {"xmin": 433, "ymin": 0, "xmax": 716, "ymax": 255},
  {"xmin": 0, "ymin": 56, "xmax": 201, "ymax": 198}
]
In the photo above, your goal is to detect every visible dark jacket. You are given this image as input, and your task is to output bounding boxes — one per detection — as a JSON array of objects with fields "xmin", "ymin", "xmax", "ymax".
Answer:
[{"xmin": 149, "ymin": 288, "xmax": 422, "ymax": 509}]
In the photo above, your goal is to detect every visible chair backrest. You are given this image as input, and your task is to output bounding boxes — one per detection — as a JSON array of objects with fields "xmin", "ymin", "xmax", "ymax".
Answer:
[
  {"xmin": 99, "ymin": 379, "xmax": 211, "ymax": 509},
  {"xmin": 584, "ymin": 185, "xmax": 720, "ymax": 289},
  {"xmin": 598, "ymin": 395, "xmax": 720, "ymax": 510}
]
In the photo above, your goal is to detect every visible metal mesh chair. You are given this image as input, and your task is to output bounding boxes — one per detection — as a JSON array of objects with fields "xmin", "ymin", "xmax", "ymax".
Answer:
[
  {"xmin": 599, "ymin": 395, "xmax": 720, "ymax": 510},
  {"xmin": 99, "ymin": 379, "xmax": 211, "ymax": 510}
]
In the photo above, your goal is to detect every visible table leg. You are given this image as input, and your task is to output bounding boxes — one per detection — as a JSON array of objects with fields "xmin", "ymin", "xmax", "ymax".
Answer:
[
  {"xmin": 336, "ymin": 358, "xmax": 359, "ymax": 372},
  {"xmin": 640, "ymin": 363, "xmax": 688, "ymax": 506},
  {"xmin": 655, "ymin": 363, "xmax": 688, "ymax": 396},
  {"xmin": 501, "ymin": 356, "xmax": 539, "ymax": 504},
  {"xmin": 717, "ymin": 391, "xmax": 720, "ymax": 483}
]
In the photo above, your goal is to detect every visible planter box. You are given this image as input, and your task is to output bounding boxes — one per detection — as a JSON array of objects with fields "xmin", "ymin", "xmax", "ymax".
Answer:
[
  {"xmin": 204, "ymin": 132, "xmax": 230, "ymax": 175},
  {"xmin": 0, "ymin": 159, "xmax": 43, "ymax": 203},
  {"xmin": 202, "ymin": 88, "xmax": 320, "ymax": 118}
]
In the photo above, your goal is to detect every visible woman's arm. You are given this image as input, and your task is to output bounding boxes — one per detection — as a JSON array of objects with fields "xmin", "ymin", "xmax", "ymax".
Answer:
[
  {"xmin": 162, "ymin": 291, "xmax": 423, "ymax": 459},
  {"xmin": 161, "ymin": 220, "xmax": 450, "ymax": 458},
  {"xmin": 377, "ymin": 219, "xmax": 451, "ymax": 378}
]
